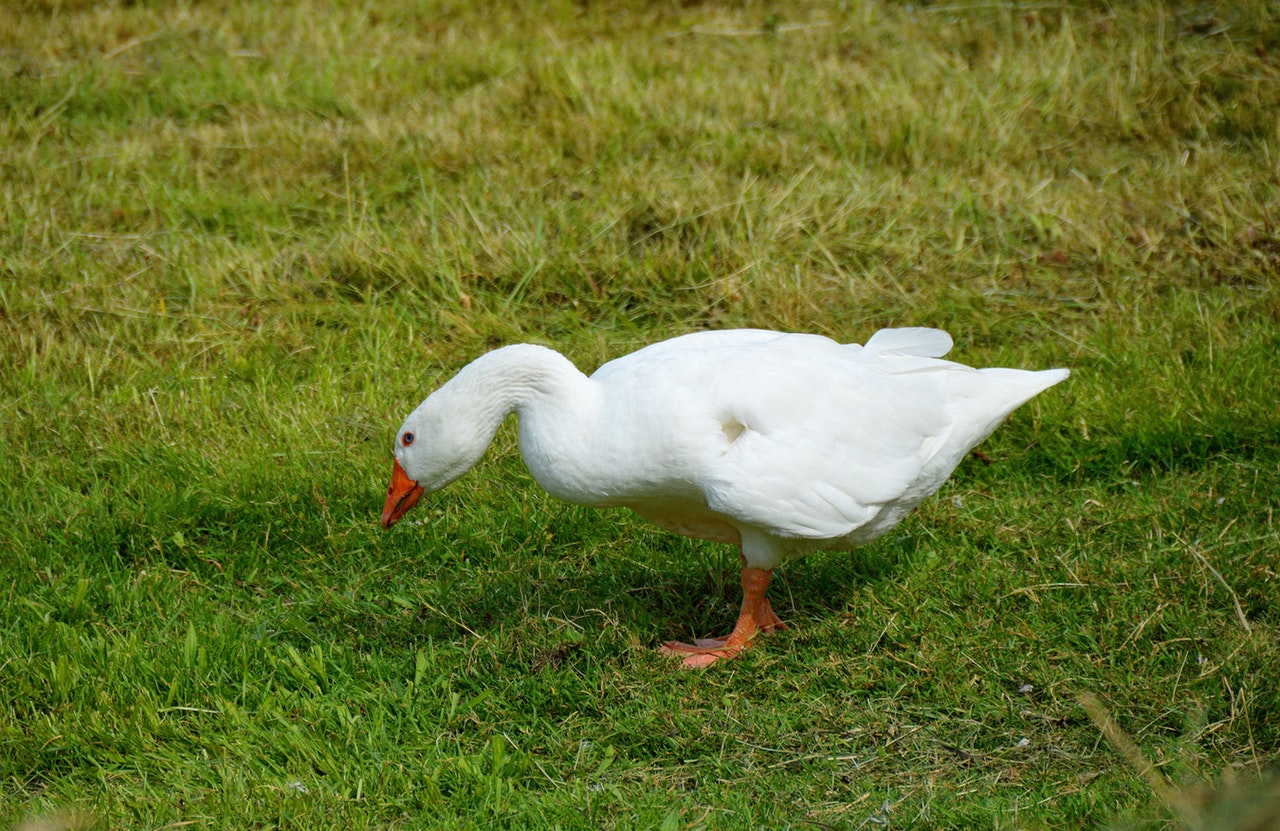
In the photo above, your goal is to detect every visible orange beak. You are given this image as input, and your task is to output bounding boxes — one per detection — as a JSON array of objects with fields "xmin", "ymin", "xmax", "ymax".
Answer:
[{"xmin": 381, "ymin": 458, "xmax": 425, "ymax": 529}]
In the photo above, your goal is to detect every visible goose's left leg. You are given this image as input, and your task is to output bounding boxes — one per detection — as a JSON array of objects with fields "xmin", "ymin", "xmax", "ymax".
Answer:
[{"xmin": 661, "ymin": 567, "xmax": 780, "ymax": 668}]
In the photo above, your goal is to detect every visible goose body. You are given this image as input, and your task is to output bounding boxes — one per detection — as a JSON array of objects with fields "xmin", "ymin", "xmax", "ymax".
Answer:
[{"xmin": 382, "ymin": 327, "xmax": 1068, "ymax": 666}]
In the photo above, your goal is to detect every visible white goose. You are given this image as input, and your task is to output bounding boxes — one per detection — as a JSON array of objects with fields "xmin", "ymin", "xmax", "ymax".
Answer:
[{"xmin": 381, "ymin": 328, "xmax": 1068, "ymax": 667}]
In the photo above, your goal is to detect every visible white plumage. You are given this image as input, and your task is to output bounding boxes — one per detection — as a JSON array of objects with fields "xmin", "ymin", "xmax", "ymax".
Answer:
[{"xmin": 381, "ymin": 327, "xmax": 1068, "ymax": 667}]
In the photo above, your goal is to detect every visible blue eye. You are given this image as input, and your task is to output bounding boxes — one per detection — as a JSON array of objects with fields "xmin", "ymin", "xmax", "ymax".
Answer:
[{"xmin": 401, "ymin": 432, "xmax": 415, "ymax": 447}]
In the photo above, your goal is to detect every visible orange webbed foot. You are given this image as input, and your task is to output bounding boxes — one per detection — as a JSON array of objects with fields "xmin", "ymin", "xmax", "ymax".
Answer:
[{"xmin": 661, "ymin": 567, "xmax": 782, "ymax": 668}]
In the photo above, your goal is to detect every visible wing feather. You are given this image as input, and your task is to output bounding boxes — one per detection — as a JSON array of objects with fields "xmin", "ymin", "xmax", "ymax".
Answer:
[{"xmin": 703, "ymin": 363, "xmax": 954, "ymax": 539}]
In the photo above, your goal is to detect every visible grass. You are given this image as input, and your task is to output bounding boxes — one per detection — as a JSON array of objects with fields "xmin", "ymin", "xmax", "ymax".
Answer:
[{"xmin": 2, "ymin": 0, "xmax": 1278, "ymax": 828}]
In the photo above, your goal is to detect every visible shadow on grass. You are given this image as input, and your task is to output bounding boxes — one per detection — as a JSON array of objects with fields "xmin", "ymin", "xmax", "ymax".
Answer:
[{"xmin": 286, "ymin": 518, "xmax": 921, "ymax": 665}]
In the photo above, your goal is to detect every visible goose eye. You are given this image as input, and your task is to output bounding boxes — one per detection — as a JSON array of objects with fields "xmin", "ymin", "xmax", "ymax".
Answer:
[{"xmin": 401, "ymin": 432, "xmax": 415, "ymax": 447}]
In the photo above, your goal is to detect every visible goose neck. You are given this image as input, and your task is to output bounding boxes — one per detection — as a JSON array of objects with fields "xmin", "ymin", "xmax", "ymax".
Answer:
[{"xmin": 450, "ymin": 344, "xmax": 586, "ymax": 419}]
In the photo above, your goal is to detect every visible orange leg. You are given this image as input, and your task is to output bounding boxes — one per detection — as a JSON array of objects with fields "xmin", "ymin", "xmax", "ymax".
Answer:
[
  {"xmin": 756, "ymin": 594, "xmax": 787, "ymax": 633},
  {"xmin": 661, "ymin": 567, "xmax": 785, "ymax": 668}
]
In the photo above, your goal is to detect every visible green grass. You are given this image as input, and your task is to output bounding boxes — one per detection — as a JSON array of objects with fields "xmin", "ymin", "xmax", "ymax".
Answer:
[{"xmin": 2, "ymin": 0, "xmax": 1278, "ymax": 828}]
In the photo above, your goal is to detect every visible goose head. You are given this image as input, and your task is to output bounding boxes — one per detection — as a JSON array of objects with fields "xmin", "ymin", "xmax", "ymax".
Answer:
[{"xmin": 379, "ymin": 378, "xmax": 510, "ymax": 529}]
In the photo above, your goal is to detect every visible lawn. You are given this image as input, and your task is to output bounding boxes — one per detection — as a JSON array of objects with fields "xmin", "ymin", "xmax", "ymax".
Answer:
[{"xmin": 2, "ymin": 1, "xmax": 1278, "ymax": 828}]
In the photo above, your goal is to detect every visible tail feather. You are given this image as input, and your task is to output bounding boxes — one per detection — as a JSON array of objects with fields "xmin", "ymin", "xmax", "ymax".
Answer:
[
  {"xmin": 974, "ymin": 367, "xmax": 1070, "ymax": 417},
  {"xmin": 863, "ymin": 327, "xmax": 953, "ymax": 358},
  {"xmin": 986, "ymin": 366, "xmax": 1069, "ymax": 395}
]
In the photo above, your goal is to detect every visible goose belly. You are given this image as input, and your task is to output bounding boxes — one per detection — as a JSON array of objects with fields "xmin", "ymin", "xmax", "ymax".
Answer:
[{"xmin": 629, "ymin": 498, "xmax": 743, "ymax": 545}]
